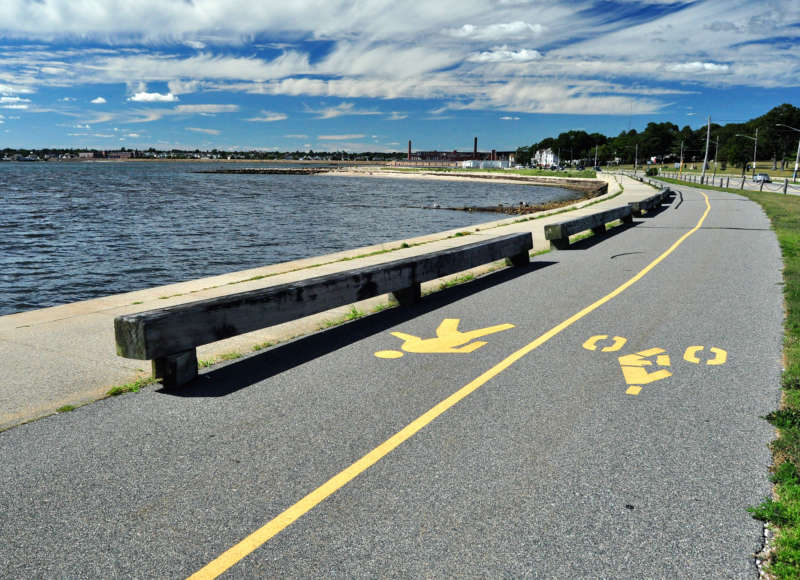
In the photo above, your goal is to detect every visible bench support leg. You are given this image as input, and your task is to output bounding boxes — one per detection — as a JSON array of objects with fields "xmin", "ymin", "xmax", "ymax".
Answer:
[
  {"xmin": 153, "ymin": 349, "xmax": 198, "ymax": 389},
  {"xmin": 591, "ymin": 225, "xmax": 606, "ymax": 236},
  {"xmin": 622, "ymin": 213, "xmax": 634, "ymax": 224},
  {"xmin": 392, "ymin": 284, "xmax": 421, "ymax": 306},
  {"xmin": 550, "ymin": 238, "xmax": 570, "ymax": 250},
  {"xmin": 507, "ymin": 250, "xmax": 530, "ymax": 267}
]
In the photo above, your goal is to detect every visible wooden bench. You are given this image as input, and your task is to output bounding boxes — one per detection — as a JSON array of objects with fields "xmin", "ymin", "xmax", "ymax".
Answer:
[
  {"xmin": 544, "ymin": 206, "xmax": 633, "ymax": 249},
  {"xmin": 114, "ymin": 232, "xmax": 533, "ymax": 388},
  {"xmin": 629, "ymin": 188, "xmax": 672, "ymax": 216}
]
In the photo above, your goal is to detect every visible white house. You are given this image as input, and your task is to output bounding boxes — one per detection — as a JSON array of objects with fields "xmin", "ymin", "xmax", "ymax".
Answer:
[{"xmin": 533, "ymin": 148, "xmax": 559, "ymax": 167}]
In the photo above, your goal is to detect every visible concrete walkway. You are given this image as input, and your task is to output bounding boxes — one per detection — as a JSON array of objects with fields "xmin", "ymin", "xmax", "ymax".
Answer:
[{"xmin": 0, "ymin": 174, "xmax": 659, "ymax": 430}]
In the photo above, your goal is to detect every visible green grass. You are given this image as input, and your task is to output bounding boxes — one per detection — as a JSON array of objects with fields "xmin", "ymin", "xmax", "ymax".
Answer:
[
  {"xmin": 439, "ymin": 273, "xmax": 475, "ymax": 291},
  {"xmin": 251, "ymin": 341, "xmax": 275, "ymax": 352},
  {"xmin": 105, "ymin": 375, "xmax": 157, "ymax": 397},
  {"xmin": 319, "ymin": 306, "xmax": 365, "ymax": 329},
  {"xmin": 657, "ymin": 175, "xmax": 800, "ymax": 578},
  {"xmin": 56, "ymin": 404, "xmax": 76, "ymax": 413}
]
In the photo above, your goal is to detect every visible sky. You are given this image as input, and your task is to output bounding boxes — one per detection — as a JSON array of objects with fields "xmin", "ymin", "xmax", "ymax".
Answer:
[{"xmin": 0, "ymin": 0, "xmax": 798, "ymax": 153}]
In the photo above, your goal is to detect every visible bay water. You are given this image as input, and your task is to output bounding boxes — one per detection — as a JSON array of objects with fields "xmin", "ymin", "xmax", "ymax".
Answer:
[{"xmin": 0, "ymin": 162, "xmax": 578, "ymax": 315}]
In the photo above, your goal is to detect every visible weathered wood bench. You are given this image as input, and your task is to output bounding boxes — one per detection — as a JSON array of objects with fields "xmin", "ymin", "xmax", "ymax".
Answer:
[
  {"xmin": 114, "ymin": 232, "xmax": 533, "ymax": 388},
  {"xmin": 544, "ymin": 206, "xmax": 633, "ymax": 249},
  {"xmin": 628, "ymin": 188, "xmax": 672, "ymax": 216}
]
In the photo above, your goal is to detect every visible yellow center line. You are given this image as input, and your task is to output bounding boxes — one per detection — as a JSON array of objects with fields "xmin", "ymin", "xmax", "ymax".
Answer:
[{"xmin": 188, "ymin": 190, "xmax": 711, "ymax": 580}]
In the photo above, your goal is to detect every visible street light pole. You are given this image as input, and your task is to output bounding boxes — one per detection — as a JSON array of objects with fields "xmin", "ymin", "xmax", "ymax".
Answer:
[
  {"xmin": 735, "ymin": 128, "xmax": 759, "ymax": 180},
  {"xmin": 701, "ymin": 115, "xmax": 711, "ymax": 183},
  {"xmin": 754, "ymin": 127, "xmax": 758, "ymax": 179},
  {"xmin": 712, "ymin": 136, "xmax": 719, "ymax": 181},
  {"xmin": 776, "ymin": 123, "xmax": 800, "ymax": 182}
]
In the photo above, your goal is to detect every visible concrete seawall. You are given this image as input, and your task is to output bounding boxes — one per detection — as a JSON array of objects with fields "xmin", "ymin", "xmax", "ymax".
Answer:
[{"xmin": 0, "ymin": 173, "xmax": 651, "ymax": 430}]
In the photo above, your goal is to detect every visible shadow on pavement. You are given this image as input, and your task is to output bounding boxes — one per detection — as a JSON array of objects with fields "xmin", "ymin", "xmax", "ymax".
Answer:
[
  {"xmin": 159, "ymin": 259, "xmax": 557, "ymax": 398},
  {"xmin": 561, "ymin": 220, "xmax": 640, "ymax": 251}
]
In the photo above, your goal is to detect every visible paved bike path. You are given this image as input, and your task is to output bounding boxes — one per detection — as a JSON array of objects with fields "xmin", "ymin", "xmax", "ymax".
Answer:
[{"xmin": 0, "ymin": 182, "xmax": 783, "ymax": 577}]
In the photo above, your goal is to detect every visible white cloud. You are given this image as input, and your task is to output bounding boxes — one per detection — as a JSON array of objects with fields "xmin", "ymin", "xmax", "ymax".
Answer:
[
  {"xmin": 91, "ymin": 96, "xmax": 106, "ymax": 104},
  {"xmin": 285, "ymin": 133, "xmax": 308, "ymax": 138},
  {"xmin": 444, "ymin": 21, "xmax": 545, "ymax": 40},
  {"xmin": 318, "ymin": 134, "xmax": 365, "ymax": 140},
  {"xmin": 386, "ymin": 112, "xmax": 407, "ymax": 120},
  {"xmin": 128, "ymin": 91, "xmax": 178, "ymax": 102},
  {"xmin": 60, "ymin": 96, "xmax": 75, "ymax": 102},
  {"xmin": 127, "ymin": 132, "xmax": 141, "ymax": 137},
  {"xmin": 186, "ymin": 127, "xmax": 220, "ymax": 135},
  {"xmin": 246, "ymin": 110, "xmax": 287, "ymax": 122},
  {"xmin": 468, "ymin": 48, "xmax": 541, "ymax": 63},
  {"xmin": 306, "ymin": 102, "xmax": 381, "ymax": 119},
  {"xmin": 500, "ymin": 116, "xmax": 520, "ymax": 120},
  {"xmin": 0, "ymin": 96, "xmax": 30, "ymax": 109},
  {"xmin": 174, "ymin": 104, "xmax": 238, "ymax": 114},
  {"xmin": 665, "ymin": 61, "xmax": 730, "ymax": 73},
  {"xmin": 168, "ymin": 79, "xmax": 200, "ymax": 95},
  {"xmin": 81, "ymin": 112, "xmax": 114, "ymax": 124}
]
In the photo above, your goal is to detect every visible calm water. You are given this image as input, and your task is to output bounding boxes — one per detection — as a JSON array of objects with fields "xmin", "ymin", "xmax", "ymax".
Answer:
[{"xmin": 0, "ymin": 162, "xmax": 578, "ymax": 315}]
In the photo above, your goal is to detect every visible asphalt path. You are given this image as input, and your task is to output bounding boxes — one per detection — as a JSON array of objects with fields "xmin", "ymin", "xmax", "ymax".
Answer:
[{"xmin": 0, "ymin": 183, "xmax": 785, "ymax": 578}]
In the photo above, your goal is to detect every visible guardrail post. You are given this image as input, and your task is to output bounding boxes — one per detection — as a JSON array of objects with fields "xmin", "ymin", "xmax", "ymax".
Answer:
[
  {"xmin": 392, "ymin": 284, "xmax": 421, "ymax": 306},
  {"xmin": 760, "ymin": 180, "xmax": 765, "ymax": 192},
  {"xmin": 153, "ymin": 349, "xmax": 198, "ymax": 389},
  {"xmin": 785, "ymin": 179, "xmax": 789, "ymax": 194},
  {"xmin": 726, "ymin": 177, "xmax": 729, "ymax": 188}
]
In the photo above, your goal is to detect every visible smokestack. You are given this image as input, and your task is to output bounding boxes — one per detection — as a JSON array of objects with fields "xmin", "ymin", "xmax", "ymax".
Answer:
[
  {"xmin": 408, "ymin": 140, "xmax": 411, "ymax": 160},
  {"xmin": 473, "ymin": 137, "xmax": 478, "ymax": 158}
]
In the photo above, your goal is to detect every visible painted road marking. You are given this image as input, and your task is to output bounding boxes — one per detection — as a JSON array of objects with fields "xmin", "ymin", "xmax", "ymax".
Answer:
[
  {"xmin": 684, "ymin": 345, "xmax": 727, "ymax": 365},
  {"xmin": 618, "ymin": 347, "xmax": 673, "ymax": 395},
  {"xmin": 374, "ymin": 318, "xmax": 514, "ymax": 358},
  {"xmin": 187, "ymin": 191, "xmax": 712, "ymax": 580},
  {"xmin": 583, "ymin": 336, "xmax": 728, "ymax": 396},
  {"xmin": 582, "ymin": 334, "xmax": 627, "ymax": 352}
]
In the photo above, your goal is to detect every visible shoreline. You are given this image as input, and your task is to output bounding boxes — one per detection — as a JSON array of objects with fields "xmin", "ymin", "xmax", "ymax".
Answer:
[{"xmin": 327, "ymin": 166, "xmax": 609, "ymax": 196}]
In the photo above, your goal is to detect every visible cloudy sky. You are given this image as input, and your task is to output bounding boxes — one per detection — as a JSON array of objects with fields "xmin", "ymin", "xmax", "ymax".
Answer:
[{"xmin": 0, "ymin": 0, "xmax": 797, "ymax": 152}]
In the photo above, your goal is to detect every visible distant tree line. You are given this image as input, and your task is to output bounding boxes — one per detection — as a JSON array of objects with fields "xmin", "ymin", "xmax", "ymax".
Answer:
[
  {"xmin": 0, "ymin": 147, "xmax": 408, "ymax": 161},
  {"xmin": 515, "ymin": 104, "xmax": 800, "ymax": 171}
]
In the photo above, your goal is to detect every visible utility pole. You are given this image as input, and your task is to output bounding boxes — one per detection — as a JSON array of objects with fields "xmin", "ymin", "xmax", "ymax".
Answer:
[
  {"xmin": 594, "ymin": 144, "xmax": 598, "ymax": 167},
  {"xmin": 634, "ymin": 143, "xmax": 638, "ymax": 173},
  {"xmin": 753, "ymin": 127, "xmax": 758, "ymax": 179},
  {"xmin": 701, "ymin": 115, "xmax": 711, "ymax": 183},
  {"xmin": 712, "ymin": 136, "xmax": 719, "ymax": 181},
  {"xmin": 679, "ymin": 140, "xmax": 684, "ymax": 175}
]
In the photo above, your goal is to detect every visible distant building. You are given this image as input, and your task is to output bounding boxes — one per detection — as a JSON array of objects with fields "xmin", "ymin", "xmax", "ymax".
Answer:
[
  {"xmin": 533, "ymin": 148, "xmax": 559, "ymax": 167},
  {"xmin": 106, "ymin": 150, "xmax": 133, "ymax": 159}
]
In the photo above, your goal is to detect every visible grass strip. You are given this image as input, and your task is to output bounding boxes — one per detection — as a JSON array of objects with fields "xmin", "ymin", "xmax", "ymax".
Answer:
[{"xmin": 657, "ymin": 176, "xmax": 800, "ymax": 578}]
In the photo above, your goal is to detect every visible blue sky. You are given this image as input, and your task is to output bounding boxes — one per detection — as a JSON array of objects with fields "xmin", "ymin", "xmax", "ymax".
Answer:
[{"xmin": 0, "ymin": 0, "xmax": 797, "ymax": 152}]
